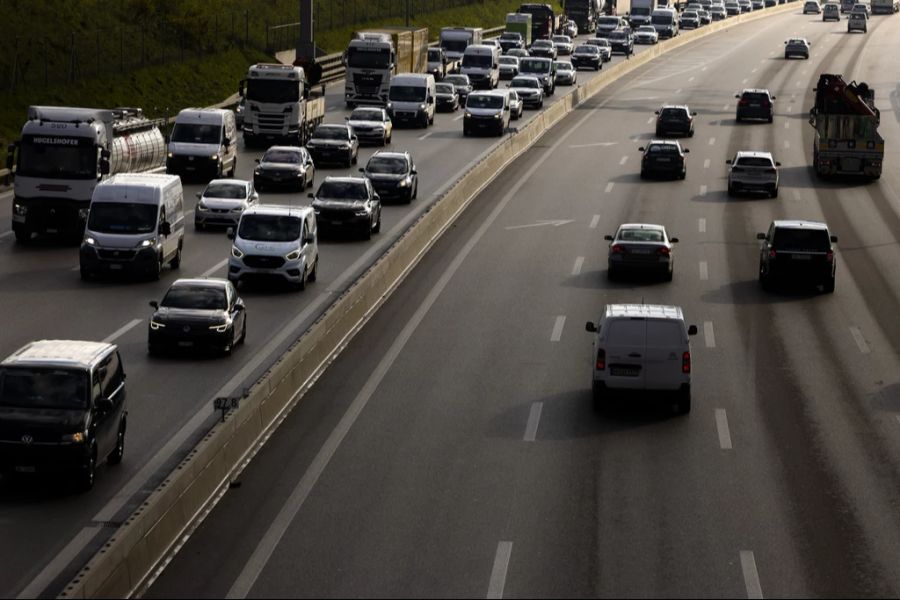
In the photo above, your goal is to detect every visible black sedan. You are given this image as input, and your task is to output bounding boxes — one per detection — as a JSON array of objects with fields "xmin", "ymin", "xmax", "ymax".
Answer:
[
  {"xmin": 571, "ymin": 45, "xmax": 603, "ymax": 70},
  {"xmin": 654, "ymin": 104, "xmax": 697, "ymax": 137},
  {"xmin": 639, "ymin": 140, "xmax": 690, "ymax": 180},
  {"xmin": 435, "ymin": 82, "xmax": 460, "ymax": 112},
  {"xmin": 306, "ymin": 124, "xmax": 359, "ymax": 168},
  {"xmin": 148, "ymin": 278, "xmax": 246, "ymax": 355},
  {"xmin": 253, "ymin": 146, "xmax": 315, "ymax": 192}
]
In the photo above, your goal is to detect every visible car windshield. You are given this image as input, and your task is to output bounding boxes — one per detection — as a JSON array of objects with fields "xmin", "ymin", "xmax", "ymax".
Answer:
[
  {"xmin": 533, "ymin": 41, "xmax": 552, "ymax": 48},
  {"xmin": 520, "ymin": 59, "xmax": 550, "ymax": 73},
  {"xmin": 0, "ymin": 367, "xmax": 88, "ymax": 410},
  {"xmin": 444, "ymin": 76, "xmax": 469, "ymax": 87},
  {"xmin": 170, "ymin": 122, "xmax": 221, "ymax": 144},
  {"xmin": 162, "ymin": 286, "xmax": 227, "ymax": 310},
  {"xmin": 684, "ymin": 10, "xmax": 699, "ymax": 16},
  {"xmin": 428, "ymin": 49, "xmax": 442, "ymax": 60},
  {"xmin": 441, "ymin": 39, "xmax": 469, "ymax": 53},
  {"xmin": 512, "ymin": 78, "xmax": 541, "ymax": 88},
  {"xmin": 736, "ymin": 156, "xmax": 774, "ymax": 167},
  {"xmin": 346, "ymin": 47, "xmax": 391, "ymax": 69},
  {"xmin": 313, "ymin": 127, "xmax": 349, "ymax": 141},
  {"xmin": 501, "ymin": 33, "xmax": 521, "ymax": 40},
  {"xmin": 500, "ymin": 57, "xmax": 518, "ymax": 65},
  {"xmin": 787, "ymin": 39, "xmax": 806, "ymax": 44},
  {"xmin": 238, "ymin": 214, "xmax": 302, "ymax": 242},
  {"xmin": 350, "ymin": 108, "xmax": 384, "ymax": 121},
  {"xmin": 648, "ymin": 144, "xmax": 680, "ymax": 154},
  {"xmin": 389, "ymin": 85, "xmax": 427, "ymax": 102},
  {"xmin": 436, "ymin": 83, "xmax": 455, "ymax": 94},
  {"xmin": 316, "ymin": 181, "xmax": 369, "ymax": 200},
  {"xmin": 366, "ymin": 156, "xmax": 409, "ymax": 175},
  {"xmin": 591, "ymin": 39, "xmax": 611, "ymax": 46},
  {"xmin": 652, "ymin": 14, "xmax": 674, "ymax": 23},
  {"xmin": 554, "ymin": 62, "xmax": 573, "ymax": 71},
  {"xmin": 204, "ymin": 183, "xmax": 247, "ymax": 199},
  {"xmin": 743, "ymin": 92, "xmax": 770, "ymax": 102},
  {"xmin": 552, "ymin": 36, "xmax": 570, "ymax": 43},
  {"xmin": 618, "ymin": 229, "xmax": 664, "ymax": 242},
  {"xmin": 608, "ymin": 31, "xmax": 627, "ymax": 40},
  {"xmin": 88, "ymin": 202, "xmax": 157, "ymax": 234},
  {"xmin": 574, "ymin": 46, "xmax": 598, "ymax": 54},
  {"xmin": 773, "ymin": 228, "xmax": 830, "ymax": 251},
  {"xmin": 246, "ymin": 79, "xmax": 299, "ymax": 104},
  {"xmin": 262, "ymin": 150, "xmax": 301, "ymax": 164},
  {"xmin": 661, "ymin": 108, "xmax": 688, "ymax": 119},
  {"xmin": 598, "ymin": 17, "xmax": 620, "ymax": 25},
  {"xmin": 467, "ymin": 95, "xmax": 504, "ymax": 109},
  {"xmin": 462, "ymin": 53, "xmax": 493, "ymax": 68},
  {"xmin": 638, "ymin": 26, "xmax": 656, "ymax": 33}
]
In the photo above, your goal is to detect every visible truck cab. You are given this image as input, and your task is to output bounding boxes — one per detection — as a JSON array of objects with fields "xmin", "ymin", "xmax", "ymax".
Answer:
[{"xmin": 240, "ymin": 63, "xmax": 322, "ymax": 147}]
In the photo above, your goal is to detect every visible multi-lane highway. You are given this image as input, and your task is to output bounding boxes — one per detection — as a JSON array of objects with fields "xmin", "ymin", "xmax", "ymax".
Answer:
[
  {"xmin": 141, "ymin": 9, "xmax": 900, "ymax": 599},
  {"xmin": 0, "ymin": 21, "xmax": 681, "ymax": 600}
]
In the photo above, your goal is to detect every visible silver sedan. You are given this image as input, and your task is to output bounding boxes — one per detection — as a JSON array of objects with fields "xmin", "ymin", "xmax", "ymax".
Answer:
[{"xmin": 605, "ymin": 223, "xmax": 679, "ymax": 281}]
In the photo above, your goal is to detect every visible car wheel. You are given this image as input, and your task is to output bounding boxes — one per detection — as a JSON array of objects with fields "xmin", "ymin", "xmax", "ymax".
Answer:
[
  {"xmin": 80, "ymin": 267, "xmax": 92, "ymax": 281},
  {"xmin": 362, "ymin": 221, "xmax": 372, "ymax": 240},
  {"xmin": 307, "ymin": 167, "xmax": 315, "ymax": 188},
  {"xmin": 823, "ymin": 275, "xmax": 836, "ymax": 294},
  {"xmin": 170, "ymin": 245, "xmax": 182, "ymax": 269},
  {"xmin": 76, "ymin": 444, "xmax": 97, "ymax": 492},
  {"xmin": 771, "ymin": 186, "xmax": 779, "ymax": 199},
  {"xmin": 148, "ymin": 343, "xmax": 161, "ymax": 356},
  {"xmin": 195, "ymin": 221, "xmax": 205, "ymax": 232},
  {"xmin": 151, "ymin": 256, "xmax": 162, "ymax": 281},
  {"xmin": 665, "ymin": 267, "xmax": 674, "ymax": 282},
  {"xmin": 373, "ymin": 211, "xmax": 382, "ymax": 234},
  {"xmin": 107, "ymin": 420, "xmax": 126, "ymax": 465},
  {"xmin": 759, "ymin": 266, "xmax": 772, "ymax": 291},
  {"xmin": 640, "ymin": 169, "xmax": 647, "ymax": 180},
  {"xmin": 676, "ymin": 385, "xmax": 691, "ymax": 415},
  {"xmin": 539, "ymin": 99, "xmax": 544, "ymax": 108},
  {"xmin": 239, "ymin": 316, "xmax": 247, "ymax": 344},
  {"xmin": 229, "ymin": 159, "xmax": 237, "ymax": 178},
  {"xmin": 296, "ymin": 264, "xmax": 307, "ymax": 291},
  {"xmin": 767, "ymin": 115, "xmax": 774, "ymax": 123},
  {"xmin": 13, "ymin": 226, "xmax": 31, "ymax": 244},
  {"xmin": 412, "ymin": 181, "xmax": 418, "ymax": 200},
  {"xmin": 308, "ymin": 257, "xmax": 318, "ymax": 283},
  {"xmin": 592, "ymin": 380, "xmax": 607, "ymax": 413},
  {"xmin": 679, "ymin": 169, "xmax": 686, "ymax": 180}
]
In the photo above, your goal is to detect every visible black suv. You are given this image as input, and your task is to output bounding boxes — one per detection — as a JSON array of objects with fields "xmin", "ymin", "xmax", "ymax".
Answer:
[
  {"xmin": 757, "ymin": 220, "xmax": 838, "ymax": 292},
  {"xmin": 0, "ymin": 340, "xmax": 127, "ymax": 491},
  {"xmin": 309, "ymin": 177, "xmax": 382, "ymax": 240},
  {"xmin": 306, "ymin": 124, "xmax": 360, "ymax": 168},
  {"xmin": 639, "ymin": 140, "xmax": 690, "ymax": 179},
  {"xmin": 360, "ymin": 151, "xmax": 418, "ymax": 204},
  {"xmin": 655, "ymin": 105, "xmax": 697, "ymax": 137},
  {"xmin": 607, "ymin": 30, "xmax": 635, "ymax": 55},
  {"xmin": 736, "ymin": 88, "xmax": 776, "ymax": 123}
]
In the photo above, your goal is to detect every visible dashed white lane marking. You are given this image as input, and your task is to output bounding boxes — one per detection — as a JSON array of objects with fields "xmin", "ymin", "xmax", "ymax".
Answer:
[
  {"xmin": 605, "ymin": 182, "xmax": 615, "ymax": 193},
  {"xmin": 647, "ymin": 116, "xmax": 655, "ymax": 124},
  {"xmin": 688, "ymin": 76, "xmax": 695, "ymax": 82},
  {"xmin": 742, "ymin": 78, "xmax": 748, "ymax": 84},
  {"xmin": 715, "ymin": 409, "xmax": 733, "ymax": 450},
  {"xmin": 704, "ymin": 158, "xmax": 711, "ymax": 169},
  {"xmin": 792, "ymin": 189, "xmax": 801, "ymax": 201},
  {"xmin": 201, "ymin": 258, "xmax": 228, "ymax": 278},
  {"xmin": 524, "ymin": 402, "xmax": 543, "ymax": 442},
  {"xmin": 551, "ymin": 315, "xmax": 566, "ymax": 342},
  {"xmin": 675, "ymin": 88, "xmax": 682, "ymax": 94},
  {"xmin": 103, "ymin": 318, "xmax": 143, "ymax": 343},
  {"xmin": 619, "ymin": 155, "xmax": 628, "ymax": 165},
  {"xmin": 418, "ymin": 132, "xmax": 433, "ymax": 141},
  {"xmin": 704, "ymin": 321, "xmax": 716, "ymax": 348},
  {"xmin": 487, "ymin": 541, "xmax": 514, "ymax": 599},
  {"xmin": 699, "ymin": 218, "xmax": 706, "ymax": 233},
  {"xmin": 702, "ymin": 66, "xmax": 708, "ymax": 71},
  {"xmin": 454, "ymin": 113, "xmax": 466, "ymax": 121},
  {"xmin": 590, "ymin": 214, "xmax": 600, "ymax": 229},
  {"xmin": 740, "ymin": 551, "xmax": 764, "ymax": 599},
  {"xmin": 723, "ymin": 103, "xmax": 730, "ymax": 111},
  {"xmin": 850, "ymin": 326, "xmax": 871, "ymax": 354},
  {"xmin": 752, "ymin": 67, "xmax": 758, "ymax": 73},
  {"xmin": 700, "ymin": 261, "xmax": 709, "ymax": 280},
  {"xmin": 783, "ymin": 140, "xmax": 790, "ymax": 149},
  {"xmin": 700, "ymin": 184, "xmax": 708, "ymax": 196},
  {"xmin": 709, "ymin": 137, "xmax": 716, "ymax": 146},
  {"xmin": 784, "ymin": 121, "xmax": 789, "ymax": 129},
  {"xmin": 572, "ymin": 256, "xmax": 584, "ymax": 276}
]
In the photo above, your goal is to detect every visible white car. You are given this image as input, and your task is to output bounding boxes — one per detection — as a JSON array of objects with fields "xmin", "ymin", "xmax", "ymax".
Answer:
[
  {"xmin": 585, "ymin": 304, "xmax": 698, "ymax": 414},
  {"xmin": 508, "ymin": 90, "xmax": 524, "ymax": 120},
  {"xmin": 194, "ymin": 179, "xmax": 258, "ymax": 230},
  {"xmin": 726, "ymin": 150, "xmax": 781, "ymax": 197},
  {"xmin": 508, "ymin": 75, "xmax": 544, "ymax": 109},
  {"xmin": 551, "ymin": 34, "xmax": 574, "ymax": 55},
  {"xmin": 634, "ymin": 25, "xmax": 659, "ymax": 44},
  {"xmin": 553, "ymin": 61, "xmax": 577, "ymax": 85},
  {"xmin": 585, "ymin": 37, "xmax": 613, "ymax": 62},
  {"xmin": 345, "ymin": 106, "xmax": 393, "ymax": 146}
]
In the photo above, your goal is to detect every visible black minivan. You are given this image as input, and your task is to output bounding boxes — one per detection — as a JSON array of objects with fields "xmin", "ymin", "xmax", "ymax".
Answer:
[{"xmin": 0, "ymin": 340, "xmax": 127, "ymax": 491}]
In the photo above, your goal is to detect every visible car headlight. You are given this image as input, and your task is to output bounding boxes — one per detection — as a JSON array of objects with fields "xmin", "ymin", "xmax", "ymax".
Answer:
[
  {"xmin": 149, "ymin": 320, "xmax": 166, "ymax": 330},
  {"xmin": 285, "ymin": 249, "xmax": 301, "ymax": 261},
  {"xmin": 209, "ymin": 323, "xmax": 229, "ymax": 333},
  {"xmin": 167, "ymin": 152, "xmax": 174, "ymax": 159},
  {"xmin": 254, "ymin": 169, "xmax": 261, "ymax": 176},
  {"xmin": 232, "ymin": 206, "xmax": 244, "ymax": 213},
  {"xmin": 197, "ymin": 201, "xmax": 209, "ymax": 211},
  {"xmin": 61, "ymin": 432, "xmax": 85, "ymax": 443},
  {"xmin": 84, "ymin": 236, "xmax": 96, "ymax": 246},
  {"xmin": 464, "ymin": 112, "xmax": 473, "ymax": 119},
  {"xmin": 13, "ymin": 203, "xmax": 27, "ymax": 216},
  {"xmin": 386, "ymin": 102, "xmax": 393, "ymax": 110},
  {"xmin": 399, "ymin": 177, "xmax": 410, "ymax": 188},
  {"xmin": 355, "ymin": 209, "xmax": 369, "ymax": 217},
  {"xmin": 231, "ymin": 245, "xmax": 244, "ymax": 259},
  {"xmin": 138, "ymin": 238, "xmax": 157, "ymax": 248},
  {"xmin": 419, "ymin": 104, "xmax": 426, "ymax": 111},
  {"xmin": 493, "ymin": 113, "xmax": 501, "ymax": 119},
  {"xmin": 211, "ymin": 154, "xmax": 219, "ymax": 161}
]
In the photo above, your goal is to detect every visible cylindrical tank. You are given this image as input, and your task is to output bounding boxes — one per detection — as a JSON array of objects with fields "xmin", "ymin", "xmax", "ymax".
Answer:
[{"xmin": 109, "ymin": 112, "xmax": 166, "ymax": 175}]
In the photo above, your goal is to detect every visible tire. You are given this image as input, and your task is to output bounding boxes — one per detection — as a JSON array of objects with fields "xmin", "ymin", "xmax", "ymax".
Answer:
[
  {"xmin": 308, "ymin": 257, "xmax": 318, "ymax": 283},
  {"xmin": 223, "ymin": 329, "xmax": 235, "ymax": 356},
  {"xmin": 412, "ymin": 182, "xmax": 418, "ymax": 200},
  {"xmin": 759, "ymin": 266, "xmax": 772, "ymax": 291},
  {"xmin": 107, "ymin": 420, "xmax": 126, "ymax": 465},
  {"xmin": 677, "ymin": 386, "xmax": 691, "ymax": 415},
  {"xmin": 823, "ymin": 275, "xmax": 836, "ymax": 294},
  {"xmin": 767, "ymin": 115, "xmax": 774, "ymax": 123},
  {"xmin": 539, "ymin": 99, "xmax": 544, "ymax": 108},
  {"xmin": 239, "ymin": 316, "xmax": 247, "ymax": 344},
  {"xmin": 151, "ymin": 256, "xmax": 162, "ymax": 281},
  {"xmin": 307, "ymin": 167, "xmax": 315, "ymax": 188},
  {"xmin": 679, "ymin": 169, "xmax": 686, "ymax": 180},
  {"xmin": 80, "ymin": 267, "xmax": 92, "ymax": 281},
  {"xmin": 296, "ymin": 264, "xmax": 307, "ymax": 291},
  {"xmin": 229, "ymin": 159, "xmax": 237, "ymax": 178},
  {"xmin": 640, "ymin": 169, "xmax": 647, "ymax": 180},
  {"xmin": 373, "ymin": 212, "xmax": 382, "ymax": 234},
  {"xmin": 76, "ymin": 444, "xmax": 97, "ymax": 492},
  {"xmin": 362, "ymin": 221, "xmax": 372, "ymax": 240},
  {"xmin": 170, "ymin": 245, "xmax": 182, "ymax": 270},
  {"xmin": 195, "ymin": 221, "xmax": 205, "ymax": 231},
  {"xmin": 771, "ymin": 186, "xmax": 779, "ymax": 199},
  {"xmin": 352, "ymin": 152, "xmax": 358, "ymax": 166},
  {"xmin": 13, "ymin": 227, "xmax": 30, "ymax": 244},
  {"xmin": 665, "ymin": 267, "xmax": 674, "ymax": 282},
  {"xmin": 592, "ymin": 380, "xmax": 606, "ymax": 413},
  {"xmin": 148, "ymin": 343, "xmax": 161, "ymax": 356}
]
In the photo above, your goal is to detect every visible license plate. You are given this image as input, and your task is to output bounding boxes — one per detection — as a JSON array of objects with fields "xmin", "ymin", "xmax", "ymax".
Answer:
[
  {"xmin": 750, "ymin": 103, "xmax": 760, "ymax": 107},
  {"xmin": 656, "ymin": 157, "xmax": 671, "ymax": 163},
  {"xmin": 188, "ymin": 156, "xmax": 195, "ymax": 162},
  {"xmin": 109, "ymin": 263, "xmax": 123, "ymax": 270},
  {"xmin": 178, "ymin": 341, "xmax": 194, "ymax": 347},
  {"xmin": 46, "ymin": 228, "xmax": 58, "ymax": 234},
  {"xmin": 331, "ymin": 220, "xmax": 343, "ymax": 225},
  {"xmin": 610, "ymin": 367, "xmax": 640, "ymax": 377},
  {"xmin": 14, "ymin": 465, "xmax": 36, "ymax": 473},
  {"xmin": 631, "ymin": 248, "xmax": 652, "ymax": 254},
  {"xmin": 185, "ymin": 166, "xmax": 196, "ymax": 171},
  {"xmin": 791, "ymin": 254, "xmax": 812, "ymax": 260}
]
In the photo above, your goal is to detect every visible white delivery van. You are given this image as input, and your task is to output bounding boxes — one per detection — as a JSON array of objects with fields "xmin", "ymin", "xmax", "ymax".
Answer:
[
  {"xmin": 650, "ymin": 8, "xmax": 679, "ymax": 38},
  {"xmin": 80, "ymin": 173, "xmax": 185, "ymax": 280},
  {"xmin": 461, "ymin": 44, "xmax": 501, "ymax": 90},
  {"xmin": 387, "ymin": 73, "xmax": 437, "ymax": 128},
  {"xmin": 166, "ymin": 108, "xmax": 238, "ymax": 180},
  {"xmin": 585, "ymin": 304, "xmax": 698, "ymax": 414}
]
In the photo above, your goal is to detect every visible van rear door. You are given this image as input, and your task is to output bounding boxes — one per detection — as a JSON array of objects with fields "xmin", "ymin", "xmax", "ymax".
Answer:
[
  {"xmin": 642, "ymin": 319, "xmax": 686, "ymax": 390},
  {"xmin": 603, "ymin": 318, "xmax": 646, "ymax": 389}
]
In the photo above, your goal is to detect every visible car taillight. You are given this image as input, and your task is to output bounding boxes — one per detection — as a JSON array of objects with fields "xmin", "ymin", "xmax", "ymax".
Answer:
[
  {"xmin": 762, "ymin": 101, "xmax": 770, "ymax": 108},
  {"xmin": 826, "ymin": 250, "xmax": 834, "ymax": 262},
  {"xmin": 769, "ymin": 249, "xmax": 777, "ymax": 258},
  {"xmin": 596, "ymin": 349, "xmax": 606, "ymax": 370},
  {"xmin": 657, "ymin": 246, "xmax": 670, "ymax": 256},
  {"xmin": 682, "ymin": 351, "xmax": 691, "ymax": 374},
  {"xmin": 738, "ymin": 99, "xmax": 748, "ymax": 105},
  {"xmin": 611, "ymin": 244, "xmax": 626, "ymax": 254}
]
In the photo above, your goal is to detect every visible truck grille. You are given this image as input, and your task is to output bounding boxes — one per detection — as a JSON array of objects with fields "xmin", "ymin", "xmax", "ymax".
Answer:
[
  {"xmin": 257, "ymin": 112, "xmax": 287, "ymax": 129},
  {"xmin": 243, "ymin": 255, "xmax": 285, "ymax": 269},
  {"xmin": 97, "ymin": 249, "xmax": 137, "ymax": 261},
  {"xmin": 353, "ymin": 73, "xmax": 383, "ymax": 97}
]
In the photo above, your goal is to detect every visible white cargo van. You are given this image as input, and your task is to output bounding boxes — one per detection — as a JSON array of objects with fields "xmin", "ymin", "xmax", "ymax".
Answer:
[
  {"xmin": 80, "ymin": 173, "xmax": 185, "ymax": 280},
  {"xmin": 650, "ymin": 8, "xmax": 679, "ymax": 38},
  {"xmin": 585, "ymin": 304, "xmax": 697, "ymax": 414},
  {"xmin": 387, "ymin": 73, "xmax": 437, "ymax": 128},
  {"xmin": 166, "ymin": 108, "xmax": 238, "ymax": 179},
  {"xmin": 461, "ymin": 44, "xmax": 501, "ymax": 90}
]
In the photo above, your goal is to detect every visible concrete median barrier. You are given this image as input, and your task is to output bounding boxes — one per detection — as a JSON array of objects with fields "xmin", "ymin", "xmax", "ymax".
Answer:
[{"xmin": 57, "ymin": 4, "xmax": 802, "ymax": 598}]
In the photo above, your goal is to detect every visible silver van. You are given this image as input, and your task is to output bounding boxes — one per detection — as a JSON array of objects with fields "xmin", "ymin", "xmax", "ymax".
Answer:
[
  {"xmin": 227, "ymin": 205, "xmax": 318, "ymax": 290},
  {"xmin": 463, "ymin": 91, "xmax": 510, "ymax": 136},
  {"xmin": 166, "ymin": 108, "xmax": 238, "ymax": 180},
  {"xmin": 80, "ymin": 173, "xmax": 185, "ymax": 280}
]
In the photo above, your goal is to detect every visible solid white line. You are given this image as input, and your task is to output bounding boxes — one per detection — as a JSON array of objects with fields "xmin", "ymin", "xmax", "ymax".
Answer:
[
  {"xmin": 15, "ymin": 526, "xmax": 103, "ymax": 599},
  {"xmin": 751, "ymin": 67, "xmax": 758, "ymax": 73},
  {"xmin": 590, "ymin": 215, "xmax": 601, "ymax": 229},
  {"xmin": 454, "ymin": 113, "xmax": 466, "ymax": 121},
  {"xmin": 523, "ymin": 402, "xmax": 543, "ymax": 442},
  {"xmin": 0, "ymin": 231, "xmax": 12, "ymax": 241},
  {"xmin": 704, "ymin": 158, "xmax": 711, "ymax": 169},
  {"xmin": 699, "ymin": 218, "xmax": 706, "ymax": 233},
  {"xmin": 201, "ymin": 258, "xmax": 228, "ymax": 278},
  {"xmin": 709, "ymin": 137, "xmax": 716, "ymax": 146},
  {"xmin": 605, "ymin": 182, "xmax": 615, "ymax": 193},
  {"xmin": 418, "ymin": 132, "xmax": 433, "ymax": 141},
  {"xmin": 551, "ymin": 315, "xmax": 566, "ymax": 342},
  {"xmin": 704, "ymin": 321, "xmax": 716, "ymax": 348},
  {"xmin": 619, "ymin": 155, "xmax": 628, "ymax": 165},
  {"xmin": 849, "ymin": 326, "xmax": 871, "ymax": 354},
  {"xmin": 572, "ymin": 256, "xmax": 585, "ymax": 276},
  {"xmin": 715, "ymin": 408, "xmax": 733, "ymax": 450},
  {"xmin": 740, "ymin": 551, "xmax": 764, "ymax": 599},
  {"xmin": 103, "ymin": 319, "xmax": 143, "ymax": 344},
  {"xmin": 226, "ymin": 102, "xmax": 603, "ymax": 600},
  {"xmin": 783, "ymin": 140, "xmax": 790, "ymax": 149},
  {"xmin": 699, "ymin": 261, "xmax": 709, "ymax": 281},
  {"xmin": 702, "ymin": 66, "xmax": 708, "ymax": 71},
  {"xmin": 700, "ymin": 184, "xmax": 708, "ymax": 196},
  {"xmin": 487, "ymin": 541, "xmax": 514, "ymax": 599},
  {"xmin": 688, "ymin": 76, "xmax": 695, "ymax": 82}
]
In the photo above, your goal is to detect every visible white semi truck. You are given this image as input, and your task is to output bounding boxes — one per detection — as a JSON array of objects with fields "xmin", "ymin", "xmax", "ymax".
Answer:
[
  {"xmin": 343, "ymin": 28, "xmax": 429, "ymax": 108},
  {"xmin": 6, "ymin": 106, "xmax": 166, "ymax": 243},
  {"xmin": 239, "ymin": 63, "xmax": 325, "ymax": 147},
  {"xmin": 440, "ymin": 27, "xmax": 484, "ymax": 65}
]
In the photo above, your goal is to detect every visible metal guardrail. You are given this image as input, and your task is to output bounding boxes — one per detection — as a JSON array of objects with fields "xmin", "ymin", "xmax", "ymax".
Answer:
[{"xmin": 316, "ymin": 25, "xmax": 504, "ymax": 85}]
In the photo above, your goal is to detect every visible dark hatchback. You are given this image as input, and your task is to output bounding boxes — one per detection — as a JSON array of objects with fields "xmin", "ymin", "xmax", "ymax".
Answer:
[
  {"xmin": 253, "ymin": 146, "xmax": 314, "ymax": 192},
  {"xmin": 571, "ymin": 45, "xmax": 603, "ymax": 70},
  {"xmin": 435, "ymin": 82, "xmax": 460, "ymax": 112},
  {"xmin": 360, "ymin": 151, "xmax": 418, "ymax": 204},
  {"xmin": 148, "ymin": 278, "xmax": 247, "ymax": 355},
  {"xmin": 639, "ymin": 140, "xmax": 689, "ymax": 179},
  {"xmin": 736, "ymin": 89, "xmax": 775, "ymax": 122},
  {"xmin": 306, "ymin": 124, "xmax": 359, "ymax": 168},
  {"xmin": 607, "ymin": 30, "xmax": 634, "ymax": 55},
  {"xmin": 757, "ymin": 220, "xmax": 838, "ymax": 292},
  {"xmin": 655, "ymin": 105, "xmax": 697, "ymax": 137}
]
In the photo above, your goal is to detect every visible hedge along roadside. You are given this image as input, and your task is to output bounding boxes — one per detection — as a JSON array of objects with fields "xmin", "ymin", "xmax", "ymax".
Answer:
[{"xmin": 57, "ymin": 3, "xmax": 800, "ymax": 598}]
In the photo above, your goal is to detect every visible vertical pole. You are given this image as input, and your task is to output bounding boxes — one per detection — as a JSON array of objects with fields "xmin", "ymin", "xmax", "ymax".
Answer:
[
  {"xmin": 96, "ymin": 30, "xmax": 101, "ymax": 77},
  {"xmin": 10, "ymin": 37, "xmax": 18, "ymax": 91},
  {"xmin": 121, "ymin": 27, "xmax": 125, "ymax": 72},
  {"xmin": 245, "ymin": 10, "xmax": 250, "ymax": 47},
  {"xmin": 44, "ymin": 37, "xmax": 49, "ymax": 86}
]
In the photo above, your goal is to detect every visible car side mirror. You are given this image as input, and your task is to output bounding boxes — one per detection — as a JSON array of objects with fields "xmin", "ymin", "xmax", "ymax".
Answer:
[
  {"xmin": 307, "ymin": 192, "xmax": 314, "ymax": 199},
  {"xmin": 585, "ymin": 322, "xmax": 598, "ymax": 333},
  {"xmin": 756, "ymin": 232, "xmax": 767, "ymax": 240},
  {"xmin": 255, "ymin": 158, "xmax": 261, "ymax": 164},
  {"xmin": 775, "ymin": 161, "xmax": 781, "ymax": 167},
  {"xmin": 159, "ymin": 221, "xmax": 172, "ymax": 236},
  {"xmin": 604, "ymin": 235, "xmax": 614, "ymax": 241},
  {"xmin": 234, "ymin": 304, "xmax": 245, "ymax": 312},
  {"xmin": 359, "ymin": 168, "xmax": 365, "ymax": 173},
  {"xmin": 683, "ymin": 148, "xmax": 690, "ymax": 153},
  {"xmin": 100, "ymin": 158, "xmax": 111, "ymax": 175},
  {"xmin": 670, "ymin": 237, "xmax": 679, "ymax": 243},
  {"xmin": 691, "ymin": 111, "xmax": 697, "ymax": 116},
  {"xmin": 149, "ymin": 301, "xmax": 159, "ymax": 309},
  {"xmin": 97, "ymin": 397, "xmax": 114, "ymax": 413},
  {"xmin": 638, "ymin": 147, "xmax": 645, "ymax": 152},
  {"xmin": 726, "ymin": 159, "xmax": 732, "ymax": 164},
  {"xmin": 830, "ymin": 235, "xmax": 839, "ymax": 243},
  {"xmin": 227, "ymin": 227, "xmax": 235, "ymax": 240},
  {"xmin": 654, "ymin": 110, "xmax": 660, "ymax": 114},
  {"xmin": 734, "ymin": 94, "xmax": 740, "ymax": 98},
  {"xmin": 223, "ymin": 137, "xmax": 232, "ymax": 147},
  {"xmin": 784, "ymin": 41, "xmax": 788, "ymax": 44},
  {"xmin": 196, "ymin": 192, "xmax": 202, "ymax": 199},
  {"xmin": 428, "ymin": 97, "xmax": 435, "ymax": 105},
  {"xmin": 771, "ymin": 96, "xmax": 776, "ymax": 100},
  {"xmin": 411, "ymin": 169, "xmax": 417, "ymax": 175},
  {"xmin": 688, "ymin": 325, "xmax": 698, "ymax": 336},
  {"xmin": 345, "ymin": 116, "xmax": 350, "ymax": 121},
  {"xmin": 352, "ymin": 135, "xmax": 358, "ymax": 142}
]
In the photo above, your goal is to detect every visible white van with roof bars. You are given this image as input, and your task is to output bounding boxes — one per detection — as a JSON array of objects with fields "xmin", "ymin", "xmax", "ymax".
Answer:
[{"xmin": 585, "ymin": 304, "xmax": 698, "ymax": 414}]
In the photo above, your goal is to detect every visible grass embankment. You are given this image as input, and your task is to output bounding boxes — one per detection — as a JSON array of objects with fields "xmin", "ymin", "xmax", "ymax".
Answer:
[{"xmin": 0, "ymin": 0, "xmax": 562, "ymax": 150}]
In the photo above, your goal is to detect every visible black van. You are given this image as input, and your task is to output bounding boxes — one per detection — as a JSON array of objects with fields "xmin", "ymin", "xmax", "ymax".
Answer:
[{"xmin": 0, "ymin": 340, "xmax": 127, "ymax": 491}]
